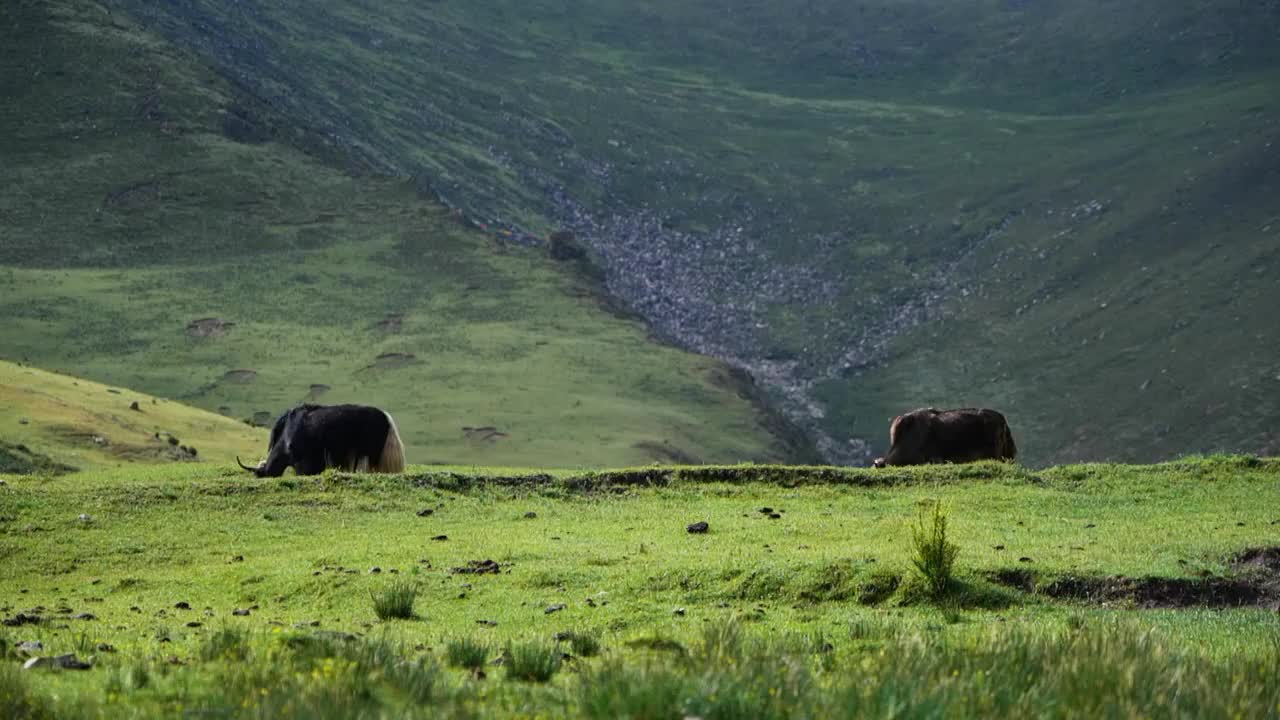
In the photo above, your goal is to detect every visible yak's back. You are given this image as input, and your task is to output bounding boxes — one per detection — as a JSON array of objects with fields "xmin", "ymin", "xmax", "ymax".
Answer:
[{"xmin": 930, "ymin": 408, "xmax": 1015, "ymax": 461}]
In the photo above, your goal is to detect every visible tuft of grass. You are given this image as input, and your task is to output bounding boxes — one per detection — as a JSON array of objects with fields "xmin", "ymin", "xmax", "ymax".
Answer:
[
  {"xmin": 557, "ymin": 630, "xmax": 602, "ymax": 658},
  {"xmin": 504, "ymin": 641, "xmax": 563, "ymax": 683},
  {"xmin": 569, "ymin": 632, "xmax": 602, "ymax": 658},
  {"xmin": 72, "ymin": 630, "xmax": 95, "ymax": 657},
  {"xmin": 910, "ymin": 501, "xmax": 960, "ymax": 599},
  {"xmin": 444, "ymin": 637, "xmax": 490, "ymax": 670},
  {"xmin": 201, "ymin": 626, "xmax": 251, "ymax": 662},
  {"xmin": 371, "ymin": 581, "xmax": 419, "ymax": 621}
]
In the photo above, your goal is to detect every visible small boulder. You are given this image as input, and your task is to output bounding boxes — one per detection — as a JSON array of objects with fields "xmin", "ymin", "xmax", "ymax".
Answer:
[
  {"xmin": 16, "ymin": 640, "xmax": 44, "ymax": 656},
  {"xmin": 24, "ymin": 654, "xmax": 91, "ymax": 671},
  {"xmin": 129, "ymin": 401, "xmax": 141, "ymax": 411},
  {"xmin": 232, "ymin": 608, "xmax": 251, "ymax": 617},
  {"xmin": 416, "ymin": 508, "xmax": 434, "ymax": 517},
  {"xmin": 544, "ymin": 603, "xmax": 567, "ymax": 615},
  {"xmin": 687, "ymin": 521, "xmax": 709, "ymax": 534}
]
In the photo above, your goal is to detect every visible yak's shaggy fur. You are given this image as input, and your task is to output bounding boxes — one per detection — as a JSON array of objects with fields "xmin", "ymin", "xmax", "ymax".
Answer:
[
  {"xmin": 874, "ymin": 407, "xmax": 1017, "ymax": 468},
  {"xmin": 238, "ymin": 404, "xmax": 405, "ymax": 477}
]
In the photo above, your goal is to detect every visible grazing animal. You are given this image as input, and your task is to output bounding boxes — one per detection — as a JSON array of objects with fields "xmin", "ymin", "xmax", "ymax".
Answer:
[
  {"xmin": 872, "ymin": 407, "xmax": 1017, "ymax": 468},
  {"xmin": 237, "ymin": 404, "xmax": 405, "ymax": 477}
]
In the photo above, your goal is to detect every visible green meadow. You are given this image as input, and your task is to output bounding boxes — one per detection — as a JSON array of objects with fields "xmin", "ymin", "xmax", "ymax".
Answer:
[
  {"xmin": 2, "ymin": 457, "xmax": 1278, "ymax": 717},
  {"xmin": 4, "ymin": 3, "xmax": 1279, "ymax": 715}
]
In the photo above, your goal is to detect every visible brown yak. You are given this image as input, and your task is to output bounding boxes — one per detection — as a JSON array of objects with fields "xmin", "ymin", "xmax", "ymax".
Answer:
[{"xmin": 872, "ymin": 407, "xmax": 1017, "ymax": 468}]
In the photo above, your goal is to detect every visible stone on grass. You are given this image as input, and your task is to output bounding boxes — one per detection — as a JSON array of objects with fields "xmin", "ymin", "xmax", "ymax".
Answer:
[{"xmin": 23, "ymin": 654, "xmax": 92, "ymax": 671}]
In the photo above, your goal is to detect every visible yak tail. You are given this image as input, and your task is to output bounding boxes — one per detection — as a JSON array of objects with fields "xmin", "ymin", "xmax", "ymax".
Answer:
[{"xmin": 373, "ymin": 411, "xmax": 406, "ymax": 473}]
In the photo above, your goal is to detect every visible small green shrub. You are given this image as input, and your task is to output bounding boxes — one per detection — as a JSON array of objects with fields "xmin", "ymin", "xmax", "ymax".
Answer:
[
  {"xmin": 370, "ymin": 580, "xmax": 419, "ymax": 620},
  {"xmin": 910, "ymin": 501, "xmax": 960, "ymax": 599},
  {"xmin": 504, "ymin": 641, "xmax": 562, "ymax": 683},
  {"xmin": 445, "ymin": 637, "xmax": 490, "ymax": 669}
]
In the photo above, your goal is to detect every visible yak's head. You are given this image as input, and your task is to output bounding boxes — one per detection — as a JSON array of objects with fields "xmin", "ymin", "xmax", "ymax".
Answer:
[
  {"xmin": 237, "ymin": 408, "xmax": 303, "ymax": 477},
  {"xmin": 873, "ymin": 410, "xmax": 934, "ymax": 468}
]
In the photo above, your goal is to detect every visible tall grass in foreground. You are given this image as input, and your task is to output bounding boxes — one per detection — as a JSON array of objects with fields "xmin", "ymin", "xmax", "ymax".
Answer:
[
  {"xmin": 0, "ymin": 662, "xmax": 55, "ymax": 720},
  {"xmin": 4, "ymin": 622, "xmax": 1278, "ymax": 719},
  {"xmin": 583, "ymin": 621, "xmax": 1280, "ymax": 720}
]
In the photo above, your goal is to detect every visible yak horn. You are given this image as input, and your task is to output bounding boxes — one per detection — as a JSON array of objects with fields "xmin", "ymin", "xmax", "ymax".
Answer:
[{"xmin": 235, "ymin": 456, "xmax": 258, "ymax": 472}]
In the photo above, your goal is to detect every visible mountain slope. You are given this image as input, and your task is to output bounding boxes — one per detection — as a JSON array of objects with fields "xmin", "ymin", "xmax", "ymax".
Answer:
[
  {"xmin": 106, "ymin": 0, "xmax": 1280, "ymax": 464},
  {"xmin": 0, "ymin": 360, "xmax": 265, "ymax": 472},
  {"xmin": 0, "ymin": 0, "xmax": 808, "ymax": 468}
]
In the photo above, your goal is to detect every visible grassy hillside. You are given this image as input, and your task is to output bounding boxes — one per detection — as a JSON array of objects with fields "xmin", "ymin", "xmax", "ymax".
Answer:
[
  {"xmin": 2, "ymin": 457, "xmax": 1278, "ymax": 715},
  {"xmin": 0, "ymin": 0, "xmax": 809, "ymax": 468},
  {"xmin": 0, "ymin": 361, "xmax": 264, "ymax": 473},
  {"xmin": 106, "ymin": 0, "xmax": 1280, "ymax": 464}
]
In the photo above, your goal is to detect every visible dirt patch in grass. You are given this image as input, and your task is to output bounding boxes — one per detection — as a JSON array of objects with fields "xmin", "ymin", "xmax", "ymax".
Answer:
[
  {"xmin": 221, "ymin": 369, "xmax": 257, "ymax": 383},
  {"xmin": 1235, "ymin": 546, "xmax": 1280, "ymax": 572},
  {"xmin": 373, "ymin": 314, "xmax": 403, "ymax": 334},
  {"xmin": 451, "ymin": 559, "xmax": 503, "ymax": 575},
  {"xmin": 187, "ymin": 317, "xmax": 235, "ymax": 338},
  {"xmin": 104, "ymin": 180, "xmax": 163, "ymax": 209},
  {"xmin": 369, "ymin": 353, "xmax": 415, "ymax": 370},
  {"xmin": 463, "ymin": 426, "xmax": 509, "ymax": 443},
  {"xmin": 988, "ymin": 547, "xmax": 1280, "ymax": 609}
]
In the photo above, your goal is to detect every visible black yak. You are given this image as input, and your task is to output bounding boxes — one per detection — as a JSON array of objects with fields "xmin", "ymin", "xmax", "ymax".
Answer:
[
  {"xmin": 236, "ymin": 404, "xmax": 405, "ymax": 477},
  {"xmin": 872, "ymin": 407, "xmax": 1017, "ymax": 468}
]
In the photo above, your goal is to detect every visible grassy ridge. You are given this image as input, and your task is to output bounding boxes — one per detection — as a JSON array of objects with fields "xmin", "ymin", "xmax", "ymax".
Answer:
[
  {"xmin": 0, "ymin": 361, "xmax": 264, "ymax": 472},
  {"xmin": 1, "ymin": 456, "xmax": 1278, "ymax": 715},
  {"xmin": 0, "ymin": 0, "xmax": 803, "ymax": 468}
]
